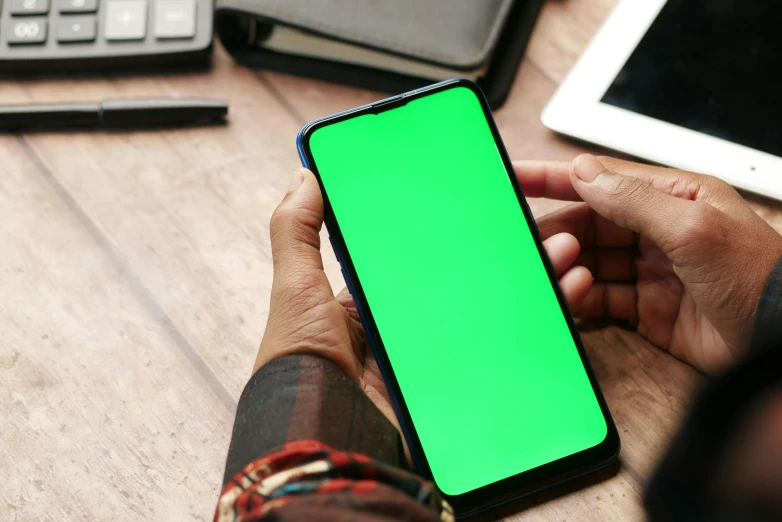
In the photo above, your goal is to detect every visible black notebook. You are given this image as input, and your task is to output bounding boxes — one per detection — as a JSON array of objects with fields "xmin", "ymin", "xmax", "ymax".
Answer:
[{"xmin": 215, "ymin": 0, "xmax": 544, "ymax": 109}]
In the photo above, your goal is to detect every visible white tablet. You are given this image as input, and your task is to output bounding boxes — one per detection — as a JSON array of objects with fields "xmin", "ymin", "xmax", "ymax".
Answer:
[{"xmin": 542, "ymin": 0, "xmax": 782, "ymax": 201}]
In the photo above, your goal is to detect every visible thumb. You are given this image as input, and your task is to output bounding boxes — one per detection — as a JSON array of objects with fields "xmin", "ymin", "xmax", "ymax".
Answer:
[
  {"xmin": 257, "ymin": 168, "xmax": 350, "ymax": 376},
  {"xmin": 569, "ymin": 154, "xmax": 704, "ymax": 255},
  {"xmin": 269, "ymin": 168, "xmax": 330, "ymax": 297}
]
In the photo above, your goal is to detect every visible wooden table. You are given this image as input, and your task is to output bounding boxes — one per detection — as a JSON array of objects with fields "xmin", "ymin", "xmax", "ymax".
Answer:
[{"xmin": 3, "ymin": 0, "xmax": 781, "ymax": 520}]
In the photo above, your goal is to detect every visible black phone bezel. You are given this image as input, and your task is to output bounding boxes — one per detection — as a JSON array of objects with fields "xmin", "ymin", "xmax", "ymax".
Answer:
[{"xmin": 297, "ymin": 78, "xmax": 620, "ymax": 517}]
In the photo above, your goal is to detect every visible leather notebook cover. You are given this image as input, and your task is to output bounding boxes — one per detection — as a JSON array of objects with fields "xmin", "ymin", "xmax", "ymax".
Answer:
[{"xmin": 215, "ymin": 0, "xmax": 544, "ymax": 109}]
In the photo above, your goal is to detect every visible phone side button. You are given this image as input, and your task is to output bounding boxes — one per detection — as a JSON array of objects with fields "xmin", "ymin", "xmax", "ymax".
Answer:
[
  {"xmin": 341, "ymin": 267, "xmax": 356, "ymax": 299},
  {"xmin": 330, "ymin": 238, "xmax": 347, "ymax": 268},
  {"xmin": 328, "ymin": 235, "xmax": 340, "ymax": 258}
]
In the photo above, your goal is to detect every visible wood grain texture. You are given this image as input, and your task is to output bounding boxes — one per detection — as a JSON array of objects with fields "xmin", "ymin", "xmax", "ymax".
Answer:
[
  {"xmin": 0, "ymin": 137, "xmax": 232, "ymax": 521},
  {"xmin": 1, "ymin": 0, "xmax": 781, "ymax": 520}
]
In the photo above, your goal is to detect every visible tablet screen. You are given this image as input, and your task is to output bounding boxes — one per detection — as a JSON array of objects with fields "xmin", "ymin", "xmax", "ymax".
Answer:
[{"xmin": 602, "ymin": 0, "xmax": 781, "ymax": 158}]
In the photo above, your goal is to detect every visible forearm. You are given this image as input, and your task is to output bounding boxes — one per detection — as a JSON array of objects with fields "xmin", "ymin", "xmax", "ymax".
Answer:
[{"xmin": 217, "ymin": 355, "xmax": 449, "ymax": 522}]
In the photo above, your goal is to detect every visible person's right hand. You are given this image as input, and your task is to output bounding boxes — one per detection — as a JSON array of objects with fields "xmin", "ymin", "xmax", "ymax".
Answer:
[{"xmin": 514, "ymin": 155, "xmax": 782, "ymax": 374}]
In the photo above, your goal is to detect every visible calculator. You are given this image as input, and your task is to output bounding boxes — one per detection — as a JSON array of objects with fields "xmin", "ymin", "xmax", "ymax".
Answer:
[{"xmin": 0, "ymin": 0, "xmax": 212, "ymax": 70}]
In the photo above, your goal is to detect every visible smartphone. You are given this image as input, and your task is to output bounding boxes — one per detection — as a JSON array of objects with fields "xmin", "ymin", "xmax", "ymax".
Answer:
[{"xmin": 297, "ymin": 79, "xmax": 619, "ymax": 516}]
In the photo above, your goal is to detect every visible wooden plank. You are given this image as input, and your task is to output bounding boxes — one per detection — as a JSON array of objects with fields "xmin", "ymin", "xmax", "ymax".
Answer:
[
  {"xmin": 526, "ymin": 0, "xmax": 618, "ymax": 85},
  {"xmin": 0, "ymin": 136, "xmax": 232, "ymax": 521},
  {"xmin": 1, "ymin": 48, "xmax": 308, "ymax": 520},
  {"xmin": 9, "ymin": 48, "xmax": 310, "ymax": 399}
]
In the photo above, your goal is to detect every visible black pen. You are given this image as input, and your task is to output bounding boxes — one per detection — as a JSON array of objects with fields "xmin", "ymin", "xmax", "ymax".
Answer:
[{"xmin": 0, "ymin": 98, "xmax": 228, "ymax": 129}]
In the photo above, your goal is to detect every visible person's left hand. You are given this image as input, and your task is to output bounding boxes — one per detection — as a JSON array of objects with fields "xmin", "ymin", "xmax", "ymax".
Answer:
[{"xmin": 254, "ymin": 168, "xmax": 594, "ymax": 429}]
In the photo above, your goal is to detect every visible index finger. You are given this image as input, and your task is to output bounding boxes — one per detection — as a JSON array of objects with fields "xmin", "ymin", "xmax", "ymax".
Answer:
[{"xmin": 512, "ymin": 160, "xmax": 583, "ymax": 201}]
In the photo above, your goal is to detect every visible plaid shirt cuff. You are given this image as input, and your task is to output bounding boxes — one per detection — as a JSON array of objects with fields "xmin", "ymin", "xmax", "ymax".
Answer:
[
  {"xmin": 216, "ymin": 440, "xmax": 451, "ymax": 522},
  {"xmin": 222, "ymin": 354, "xmax": 405, "ymax": 487}
]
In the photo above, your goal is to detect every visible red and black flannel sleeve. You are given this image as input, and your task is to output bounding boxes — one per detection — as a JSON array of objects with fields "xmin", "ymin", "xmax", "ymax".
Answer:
[{"xmin": 216, "ymin": 354, "xmax": 451, "ymax": 522}]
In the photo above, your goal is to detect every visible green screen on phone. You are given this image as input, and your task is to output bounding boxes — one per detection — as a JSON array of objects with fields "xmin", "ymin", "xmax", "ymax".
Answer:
[{"xmin": 307, "ymin": 86, "xmax": 607, "ymax": 496}]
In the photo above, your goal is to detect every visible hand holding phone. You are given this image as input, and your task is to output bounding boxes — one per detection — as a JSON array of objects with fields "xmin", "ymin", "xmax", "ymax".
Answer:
[
  {"xmin": 281, "ymin": 80, "xmax": 618, "ymax": 515},
  {"xmin": 254, "ymin": 165, "xmax": 402, "ymax": 429},
  {"xmin": 256, "ymin": 165, "xmax": 595, "ymax": 439}
]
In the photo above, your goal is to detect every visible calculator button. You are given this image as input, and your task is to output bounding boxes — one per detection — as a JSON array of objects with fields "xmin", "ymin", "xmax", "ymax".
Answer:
[
  {"xmin": 59, "ymin": 0, "xmax": 97, "ymax": 14},
  {"xmin": 6, "ymin": 18, "xmax": 47, "ymax": 43},
  {"xmin": 104, "ymin": 0, "xmax": 147, "ymax": 41},
  {"xmin": 10, "ymin": 0, "xmax": 49, "ymax": 15},
  {"xmin": 57, "ymin": 15, "xmax": 96, "ymax": 41},
  {"xmin": 154, "ymin": 0, "xmax": 195, "ymax": 39}
]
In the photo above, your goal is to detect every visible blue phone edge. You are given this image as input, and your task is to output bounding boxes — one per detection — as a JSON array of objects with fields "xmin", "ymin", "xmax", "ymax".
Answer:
[
  {"xmin": 294, "ymin": 89, "xmax": 435, "ymax": 478},
  {"xmin": 294, "ymin": 79, "xmax": 467, "ymax": 480}
]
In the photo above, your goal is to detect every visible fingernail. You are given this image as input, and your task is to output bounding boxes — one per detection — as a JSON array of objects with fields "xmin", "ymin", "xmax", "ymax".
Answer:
[
  {"xmin": 573, "ymin": 155, "xmax": 606, "ymax": 183},
  {"xmin": 288, "ymin": 169, "xmax": 303, "ymax": 192}
]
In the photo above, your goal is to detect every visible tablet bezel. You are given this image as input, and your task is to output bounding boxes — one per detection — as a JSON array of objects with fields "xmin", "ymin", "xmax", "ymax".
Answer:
[{"xmin": 542, "ymin": 0, "xmax": 782, "ymax": 202}]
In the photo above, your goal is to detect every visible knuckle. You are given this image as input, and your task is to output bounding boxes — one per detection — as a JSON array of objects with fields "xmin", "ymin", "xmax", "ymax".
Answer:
[
  {"xmin": 609, "ymin": 175, "xmax": 648, "ymax": 201},
  {"xmin": 270, "ymin": 206, "xmax": 318, "ymax": 246},
  {"xmin": 698, "ymin": 173, "xmax": 722, "ymax": 187},
  {"xmin": 711, "ymin": 178, "xmax": 742, "ymax": 201},
  {"xmin": 668, "ymin": 203, "xmax": 724, "ymax": 252},
  {"xmin": 269, "ymin": 204, "xmax": 293, "ymax": 237},
  {"xmin": 695, "ymin": 173, "xmax": 740, "ymax": 201},
  {"xmin": 684, "ymin": 203, "xmax": 713, "ymax": 234},
  {"xmin": 678, "ymin": 176, "xmax": 704, "ymax": 200},
  {"xmin": 269, "ymin": 206, "xmax": 299, "ymax": 264},
  {"xmin": 270, "ymin": 200, "xmax": 323, "ymax": 242},
  {"xmin": 699, "ymin": 173, "xmax": 729, "ymax": 193}
]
